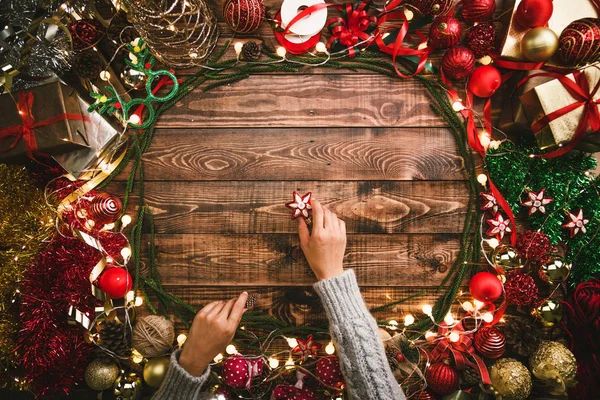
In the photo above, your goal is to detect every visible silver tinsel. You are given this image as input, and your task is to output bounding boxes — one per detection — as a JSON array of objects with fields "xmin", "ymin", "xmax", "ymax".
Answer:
[
  {"xmin": 27, "ymin": 23, "xmax": 73, "ymax": 77},
  {"xmin": 0, "ymin": 0, "xmax": 45, "ymax": 28}
]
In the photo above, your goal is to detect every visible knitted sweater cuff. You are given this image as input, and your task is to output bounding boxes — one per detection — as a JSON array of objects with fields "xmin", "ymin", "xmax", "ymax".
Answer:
[
  {"xmin": 155, "ymin": 350, "xmax": 210, "ymax": 398},
  {"xmin": 313, "ymin": 269, "xmax": 370, "ymax": 325}
]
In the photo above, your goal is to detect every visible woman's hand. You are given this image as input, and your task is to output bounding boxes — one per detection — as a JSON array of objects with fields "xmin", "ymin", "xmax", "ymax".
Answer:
[
  {"xmin": 179, "ymin": 292, "xmax": 248, "ymax": 376},
  {"xmin": 298, "ymin": 198, "xmax": 347, "ymax": 281}
]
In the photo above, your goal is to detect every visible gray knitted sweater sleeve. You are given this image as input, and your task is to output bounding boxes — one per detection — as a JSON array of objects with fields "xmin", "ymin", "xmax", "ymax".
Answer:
[
  {"xmin": 154, "ymin": 269, "xmax": 404, "ymax": 400},
  {"xmin": 313, "ymin": 269, "xmax": 406, "ymax": 400}
]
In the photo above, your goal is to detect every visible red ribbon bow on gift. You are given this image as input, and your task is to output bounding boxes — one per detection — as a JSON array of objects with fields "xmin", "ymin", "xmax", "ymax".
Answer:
[
  {"xmin": 519, "ymin": 68, "xmax": 600, "ymax": 158},
  {"xmin": 429, "ymin": 322, "xmax": 491, "ymax": 385},
  {"xmin": 327, "ymin": 1, "xmax": 378, "ymax": 57},
  {"xmin": 0, "ymin": 90, "xmax": 87, "ymax": 161}
]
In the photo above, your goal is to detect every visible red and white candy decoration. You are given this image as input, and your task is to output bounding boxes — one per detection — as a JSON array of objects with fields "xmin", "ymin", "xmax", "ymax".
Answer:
[
  {"xmin": 521, "ymin": 189, "xmax": 553, "ymax": 215},
  {"xmin": 316, "ymin": 355, "xmax": 343, "ymax": 386},
  {"xmin": 222, "ymin": 354, "xmax": 263, "ymax": 389},
  {"xmin": 486, "ymin": 213, "xmax": 512, "ymax": 241},
  {"xmin": 562, "ymin": 209, "xmax": 589, "ymax": 238},
  {"xmin": 285, "ymin": 191, "xmax": 312, "ymax": 220}
]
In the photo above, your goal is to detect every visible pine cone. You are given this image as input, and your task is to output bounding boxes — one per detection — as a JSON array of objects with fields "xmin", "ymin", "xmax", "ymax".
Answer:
[
  {"xmin": 241, "ymin": 41, "xmax": 261, "ymax": 61},
  {"xmin": 504, "ymin": 318, "xmax": 542, "ymax": 357},
  {"xmin": 95, "ymin": 320, "xmax": 132, "ymax": 362},
  {"xmin": 73, "ymin": 50, "xmax": 102, "ymax": 79},
  {"xmin": 460, "ymin": 366, "xmax": 480, "ymax": 388}
]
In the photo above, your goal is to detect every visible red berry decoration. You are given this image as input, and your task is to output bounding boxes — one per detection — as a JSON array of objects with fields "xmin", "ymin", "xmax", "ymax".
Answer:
[
  {"xmin": 504, "ymin": 270, "xmax": 539, "ymax": 306},
  {"xmin": 515, "ymin": 230, "xmax": 551, "ymax": 263},
  {"xmin": 405, "ymin": 0, "xmax": 453, "ymax": 17},
  {"xmin": 469, "ymin": 271, "xmax": 503, "ymax": 303},
  {"xmin": 97, "ymin": 266, "xmax": 133, "ymax": 299},
  {"xmin": 441, "ymin": 46, "xmax": 475, "ymax": 80},
  {"xmin": 474, "ymin": 326, "xmax": 506, "ymax": 359},
  {"xmin": 426, "ymin": 361, "xmax": 459, "ymax": 395},
  {"xmin": 464, "ymin": 22, "xmax": 496, "ymax": 58},
  {"xmin": 316, "ymin": 356, "xmax": 343, "ymax": 386},
  {"xmin": 222, "ymin": 355, "xmax": 264, "ymax": 389},
  {"xmin": 468, "ymin": 65, "xmax": 501, "ymax": 97},
  {"xmin": 223, "ymin": 0, "xmax": 265, "ymax": 33},
  {"xmin": 69, "ymin": 19, "xmax": 105, "ymax": 50},
  {"xmin": 429, "ymin": 16, "xmax": 463, "ymax": 49},
  {"xmin": 89, "ymin": 192, "xmax": 123, "ymax": 224},
  {"xmin": 461, "ymin": 0, "xmax": 496, "ymax": 23},
  {"xmin": 558, "ymin": 18, "xmax": 600, "ymax": 66},
  {"xmin": 515, "ymin": 0, "xmax": 553, "ymax": 29}
]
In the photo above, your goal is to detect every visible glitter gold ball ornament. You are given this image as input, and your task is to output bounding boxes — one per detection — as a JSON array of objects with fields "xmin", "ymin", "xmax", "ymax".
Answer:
[
  {"xmin": 461, "ymin": 0, "xmax": 496, "ymax": 23},
  {"xmin": 521, "ymin": 27, "xmax": 559, "ymax": 62},
  {"xmin": 558, "ymin": 18, "xmax": 600, "ymax": 66},
  {"xmin": 490, "ymin": 358, "xmax": 532, "ymax": 400},
  {"xmin": 474, "ymin": 326, "xmax": 506, "ymax": 359},
  {"xmin": 120, "ymin": 66, "xmax": 148, "ymax": 90},
  {"xmin": 540, "ymin": 257, "xmax": 571, "ymax": 284},
  {"xmin": 429, "ymin": 16, "xmax": 463, "ymax": 49},
  {"xmin": 143, "ymin": 357, "xmax": 170, "ymax": 389},
  {"xmin": 85, "ymin": 359, "xmax": 120, "ymax": 391},
  {"xmin": 405, "ymin": 0, "xmax": 453, "ymax": 17},
  {"xmin": 491, "ymin": 245, "xmax": 523, "ymax": 270},
  {"xmin": 441, "ymin": 46, "xmax": 475, "ymax": 80},
  {"xmin": 113, "ymin": 372, "xmax": 142, "ymax": 399},
  {"xmin": 529, "ymin": 340, "xmax": 577, "ymax": 394},
  {"xmin": 89, "ymin": 192, "xmax": 123, "ymax": 224},
  {"xmin": 223, "ymin": 0, "xmax": 265, "ymax": 33}
]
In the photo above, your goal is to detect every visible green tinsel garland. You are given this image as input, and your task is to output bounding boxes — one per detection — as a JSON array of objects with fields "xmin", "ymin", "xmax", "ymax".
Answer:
[{"xmin": 485, "ymin": 141, "xmax": 600, "ymax": 285}]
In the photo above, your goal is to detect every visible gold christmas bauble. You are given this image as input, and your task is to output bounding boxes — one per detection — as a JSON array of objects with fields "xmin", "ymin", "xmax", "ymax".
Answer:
[
  {"xmin": 529, "ymin": 340, "xmax": 577, "ymax": 388},
  {"xmin": 113, "ymin": 372, "xmax": 142, "ymax": 399},
  {"xmin": 490, "ymin": 358, "xmax": 532, "ymax": 400},
  {"xmin": 521, "ymin": 27, "xmax": 559, "ymax": 62},
  {"xmin": 540, "ymin": 257, "xmax": 571, "ymax": 284},
  {"xmin": 143, "ymin": 356, "xmax": 171, "ymax": 389},
  {"xmin": 120, "ymin": 66, "xmax": 147, "ymax": 90},
  {"xmin": 534, "ymin": 298, "xmax": 562, "ymax": 326},
  {"xmin": 491, "ymin": 245, "xmax": 523, "ymax": 270},
  {"xmin": 84, "ymin": 359, "xmax": 119, "ymax": 391}
]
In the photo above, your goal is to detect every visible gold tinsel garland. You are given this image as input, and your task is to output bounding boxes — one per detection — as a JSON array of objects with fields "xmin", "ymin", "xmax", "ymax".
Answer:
[{"xmin": 0, "ymin": 164, "xmax": 54, "ymax": 388}]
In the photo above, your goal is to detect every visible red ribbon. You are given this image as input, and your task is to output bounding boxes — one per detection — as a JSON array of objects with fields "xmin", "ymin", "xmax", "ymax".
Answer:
[
  {"xmin": 519, "ymin": 68, "xmax": 600, "ymax": 158},
  {"xmin": 326, "ymin": 1, "xmax": 377, "ymax": 57},
  {"xmin": 0, "ymin": 91, "xmax": 87, "ymax": 160},
  {"xmin": 276, "ymin": 8, "xmax": 325, "ymax": 54}
]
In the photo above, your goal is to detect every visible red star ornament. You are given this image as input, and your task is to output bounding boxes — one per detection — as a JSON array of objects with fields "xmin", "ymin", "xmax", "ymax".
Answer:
[
  {"xmin": 486, "ymin": 213, "xmax": 512, "ymax": 241},
  {"xmin": 292, "ymin": 335, "xmax": 322, "ymax": 362},
  {"xmin": 480, "ymin": 191, "xmax": 499, "ymax": 214},
  {"xmin": 521, "ymin": 189, "xmax": 553, "ymax": 215},
  {"xmin": 562, "ymin": 209, "xmax": 590, "ymax": 238},
  {"xmin": 285, "ymin": 191, "xmax": 312, "ymax": 220}
]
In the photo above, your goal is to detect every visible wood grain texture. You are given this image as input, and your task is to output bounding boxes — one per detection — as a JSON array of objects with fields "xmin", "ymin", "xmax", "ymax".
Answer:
[
  {"xmin": 119, "ymin": 127, "xmax": 468, "ymax": 181},
  {"xmin": 107, "ymin": 180, "xmax": 468, "ymax": 234},
  {"xmin": 141, "ymin": 233, "xmax": 458, "ymax": 286}
]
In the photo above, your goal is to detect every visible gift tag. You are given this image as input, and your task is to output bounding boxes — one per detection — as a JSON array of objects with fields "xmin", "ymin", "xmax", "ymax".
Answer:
[{"xmin": 280, "ymin": 0, "xmax": 327, "ymax": 37}]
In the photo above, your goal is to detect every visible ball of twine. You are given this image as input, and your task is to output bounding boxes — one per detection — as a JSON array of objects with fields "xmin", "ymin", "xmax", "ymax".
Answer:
[{"xmin": 132, "ymin": 315, "xmax": 175, "ymax": 357}]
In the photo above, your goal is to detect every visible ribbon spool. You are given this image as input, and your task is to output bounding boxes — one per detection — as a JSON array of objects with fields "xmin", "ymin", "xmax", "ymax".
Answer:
[
  {"xmin": 275, "ymin": 12, "xmax": 322, "ymax": 54},
  {"xmin": 280, "ymin": 0, "xmax": 328, "ymax": 36}
]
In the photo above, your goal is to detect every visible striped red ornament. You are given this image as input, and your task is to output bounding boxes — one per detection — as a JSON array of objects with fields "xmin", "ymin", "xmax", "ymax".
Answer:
[
  {"xmin": 405, "ymin": 0, "xmax": 453, "ymax": 17},
  {"xmin": 223, "ymin": 0, "xmax": 265, "ymax": 33},
  {"xmin": 558, "ymin": 18, "xmax": 600, "ymax": 66},
  {"xmin": 474, "ymin": 326, "xmax": 506, "ymax": 359},
  {"xmin": 429, "ymin": 16, "xmax": 463, "ymax": 49},
  {"xmin": 426, "ymin": 361, "xmax": 459, "ymax": 395},
  {"xmin": 89, "ymin": 192, "xmax": 122, "ymax": 224},
  {"xmin": 461, "ymin": 0, "xmax": 496, "ymax": 23}
]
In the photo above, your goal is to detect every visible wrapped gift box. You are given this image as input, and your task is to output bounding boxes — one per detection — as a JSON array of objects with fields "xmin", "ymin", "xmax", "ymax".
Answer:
[
  {"xmin": 519, "ymin": 63, "xmax": 600, "ymax": 150},
  {"xmin": 500, "ymin": 0, "xmax": 599, "ymax": 61}
]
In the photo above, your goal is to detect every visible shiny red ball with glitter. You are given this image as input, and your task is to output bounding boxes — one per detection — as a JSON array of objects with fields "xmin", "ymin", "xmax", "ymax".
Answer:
[
  {"xmin": 97, "ymin": 266, "xmax": 133, "ymax": 299},
  {"xmin": 442, "ymin": 46, "xmax": 476, "ymax": 80},
  {"xmin": 69, "ymin": 19, "xmax": 105, "ymax": 50},
  {"xmin": 515, "ymin": 230, "xmax": 551, "ymax": 262},
  {"xmin": 89, "ymin": 192, "xmax": 123, "ymax": 224},
  {"xmin": 464, "ymin": 22, "xmax": 496, "ymax": 58},
  {"xmin": 515, "ymin": 0, "xmax": 553, "ymax": 28},
  {"xmin": 223, "ymin": 0, "xmax": 265, "ymax": 33},
  {"xmin": 504, "ymin": 271, "xmax": 539, "ymax": 306},
  {"xmin": 426, "ymin": 361, "xmax": 459, "ymax": 395},
  {"xmin": 429, "ymin": 16, "xmax": 463, "ymax": 49},
  {"xmin": 461, "ymin": 0, "xmax": 496, "ymax": 23},
  {"xmin": 474, "ymin": 326, "xmax": 506, "ymax": 359},
  {"xmin": 558, "ymin": 18, "xmax": 600, "ymax": 66}
]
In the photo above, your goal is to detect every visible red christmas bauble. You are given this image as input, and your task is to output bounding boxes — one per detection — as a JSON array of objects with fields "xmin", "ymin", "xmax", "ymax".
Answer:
[
  {"xmin": 316, "ymin": 356, "xmax": 343, "ymax": 386},
  {"xmin": 414, "ymin": 390, "xmax": 436, "ymax": 400},
  {"xmin": 515, "ymin": 230, "xmax": 551, "ymax": 262},
  {"xmin": 405, "ymin": 0, "xmax": 453, "ymax": 17},
  {"xmin": 515, "ymin": 0, "xmax": 553, "ymax": 29},
  {"xmin": 69, "ymin": 19, "xmax": 105, "ymax": 50},
  {"xmin": 223, "ymin": 0, "xmax": 265, "ymax": 33},
  {"xmin": 558, "ymin": 18, "xmax": 600, "ymax": 66},
  {"xmin": 504, "ymin": 270, "xmax": 539, "ymax": 306},
  {"xmin": 474, "ymin": 326, "xmax": 506, "ymax": 359},
  {"xmin": 461, "ymin": 0, "xmax": 496, "ymax": 23},
  {"xmin": 467, "ymin": 65, "xmax": 501, "ymax": 98},
  {"xmin": 442, "ymin": 46, "xmax": 475, "ymax": 80},
  {"xmin": 222, "ymin": 355, "xmax": 263, "ymax": 389},
  {"xmin": 426, "ymin": 361, "xmax": 459, "ymax": 395},
  {"xmin": 469, "ymin": 271, "xmax": 503, "ymax": 302},
  {"xmin": 464, "ymin": 22, "xmax": 496, "ymax": 58},
  {"xmin": 89, "ymin": 192, "xmax": 123, "ymax": 224},
  {"xmin": 429, "ymin": 16, "xmax": 463, "ymax": 49},
  {"xmin": 97, "ymin": 266, "xmax": 133, "ymax": 299}
]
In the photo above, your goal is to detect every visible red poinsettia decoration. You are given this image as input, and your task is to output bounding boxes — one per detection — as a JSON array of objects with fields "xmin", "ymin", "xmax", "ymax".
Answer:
[
  {"xmin": 285, "ymin": 191, "xmax": 312, "ymax": 220},
  {"xmin": 521, "ymin": 189, "xmax": 553, "ymax": 215},
  {"xmin": 563, "ymin": 209, "xmax": 589, "ymax": 238},
  {"xmin": 486, "ymin": 213, "xmax": 512, "ymax": 241},
  {"xmin": 292, "ymin": 335, "xmax": 322, "ymax": 362}
]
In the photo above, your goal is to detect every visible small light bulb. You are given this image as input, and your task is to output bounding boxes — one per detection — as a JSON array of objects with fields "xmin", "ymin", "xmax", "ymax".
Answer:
[
  {"xmin": 100, "ymin": 70, "xmax": 111, "ymax": 81},
  {"xmin": 121, "ymin": 247, "xmax": 131, "ymax": 260},
  {"xmin": 462, "ymin": 301, "xmax": 474, "ymax": 312},
  {"xmin": 126, "ymin": 290, "xmax": 135, "ymax": 303},
  {"xmin": 132, "ymin": 349, "xmax": 144, "ymax": 363},
  {"xmin": 417, "ymin": 41, "xmax": 428, "ymax": 50},
  {"xmin": 422, "ymin": 304, "xmax": 433, "ymax": 315},
  {"xmin": 444, "ymin": 313, "xmax": 455, "ymax": 325},
  {"xmin": 315, "ymin": 42, "xmax": 327, "ymax": 53},
  {"xmin": 287, "ymin": 338, "xmax": 298, "ymax": 348},
  {"xmin": 268, "ymin": 357, "xmax": 279, "ymax": 368},
  {"xmin": 226, "ymin": 344, "xmax": 237, "ymax": 354},
  {"xmin": 488, "ymin": 238, "xmax": 499, "ymax": 248},
  {"xmin": 285, "ymin": 356, "xmax": 295, "ymax": 369},
  {"xmin": 177, "ymin": 334, "xmax": 187, "ymax": 345},
  {"xmin": 452, "ymin": 101, "xmax": 464, "ymax": 112},
  {"xmin": 128, "ymin": 114, "xmax": 141, "ymax": 125},
  {"xmin": 234, "ymin": 42, "xmax": 243, "ymax": 55},
  {"xmin": 404, "ymin": 9, "xmax": 414, "ymax": 20},
  {"xmin": 121, "ymin": 215, "xmax": 132, "ymax": 227},
  {"xmin": 474, "ymin": 299, "xmax": 485, "ymax": 310},
  {"xmin": 482, "ymin": 312, "xmax": 494, "ymax": 323},
  {"xmin": 388, "ymin": 319, "xmax": 399, "ymax": 328},
  {"xmin": 104, "ymin": 223, "xmax": 115, "ymax": 230},
  {"xmin": 477, "ymin": 174, "xmax": 488, "ymax": 186},
  {"xmin": 404, "ymin": 314, "xmax": 415, "ymax": 326},
  {"xmin": 489, "ymin": 140, "xmax": 501, "ymax": 150},
  {"xmin": 190, "ymin": 52, "xmax": 198, "ymax": 58},
  {"xmin": 425, "ymin": 331, "xmax": 436, "ymax": 341},
  {"xmin": 213, "ymin": 353, "xmax": 224, "ymax": 363},
  {"xmin": 479, "ymin": 55, "xmax": 492, "ymax": 65},
  {"xmin": 325, "ymin": 341, "xmax": 335, "ymax": 354},
  {"xmin": 168, "ymin": 24, "xmax": 176, "ymax": 31},
  {"xmin": 479, "ymin": 132, "xmax": 491, "ymax": 148},
  {"xmin": 276, "ymin": 46, "xmax": 287, "ymax": 58},
  {"xmin": 134, "ymin": 297, "xmax": 143, "ymax": 306},
  {"xmin": 449, "ymin": 331, "xmax": 460, "ymax": 342}
]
